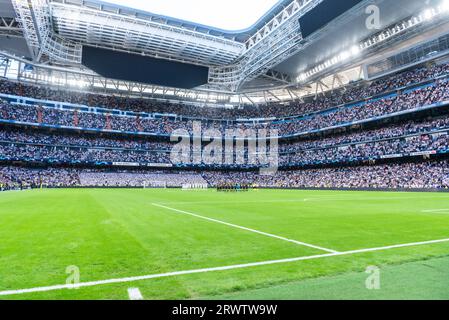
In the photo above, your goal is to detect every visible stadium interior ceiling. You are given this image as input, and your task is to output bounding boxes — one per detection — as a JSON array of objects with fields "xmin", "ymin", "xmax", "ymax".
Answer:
[{"xmin": 1, "ymin": 0, "xmax": 449, "ymax": 106}]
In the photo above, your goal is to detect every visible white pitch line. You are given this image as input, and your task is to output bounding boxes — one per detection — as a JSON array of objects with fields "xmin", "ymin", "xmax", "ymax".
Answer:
[
  {"xmin": 152, "ymin": 203, "xmax": 338, "ymax": 254},
  {"xmin": 1, "ymin": 237, "xmax": 449, "ymax": 297},
  {"xmin": 157, "ymin": 195, "xmax": 449, "ymax": 206},
  {"xmin": 422, "ymin": 209, "xmax": 449, "ymax": 213},
  {"xmin": 128, "ymin": 288, "xmax": 143, "ymax": 300}
]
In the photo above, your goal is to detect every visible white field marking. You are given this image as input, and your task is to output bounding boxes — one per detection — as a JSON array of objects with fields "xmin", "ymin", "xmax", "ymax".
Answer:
[
  {"xmin": 422, "ymin": 209, "xmax": 449, "ymax": 213},
  {"xmin": 158, "ymin": 199, "xmax": 309, "ymax": 205},
  {"xmin": 303, "ymin": 197, "xmax": 412, "ymax": 202},
  {"xmin": 128, "ymin": 288, "xmax": 143, "ymax": 300},
  {"xmin": 152, "ymin": 203, "xmax": 338, "ymax": 254},
  {"xmin": 157, "ymin": 195, "xmax": 449, "ymax": 206},
  {"xmin": 1, "ymin": 237, "xmax": 449, "ymax": 297},
  {"xmin": 302, "ymin": 195, "xmax": 449, "ymax": 202}
]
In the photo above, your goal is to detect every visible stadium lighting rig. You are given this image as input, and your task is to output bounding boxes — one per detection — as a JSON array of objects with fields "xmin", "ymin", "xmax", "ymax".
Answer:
[
  {"xmin": 45, "ymin": 77, "xmax": 87, "ymax": 88},
  {"xmin": 297, "ymin": 0, "xmax": 449, "ymax": 83},
  {"xmin": 297, "ymin": 45, "xmax": 361, "ymax": 82},
  {"xmin": 5, "ymin": 0, "xmax": 449, "ymax": 101}
]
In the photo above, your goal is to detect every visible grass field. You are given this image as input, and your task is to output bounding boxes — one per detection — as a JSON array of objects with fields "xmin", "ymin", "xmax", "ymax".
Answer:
[{"xmin": 1, "ymin": 188, "xmax": 449, "ymax": 300}]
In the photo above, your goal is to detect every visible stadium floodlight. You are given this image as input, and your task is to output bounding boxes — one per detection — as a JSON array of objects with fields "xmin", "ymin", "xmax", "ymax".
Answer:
[
  {"xmin": 67, "ymin": 79, "xmax": 88, "ymax": 88},
  {"xmin": 299, "ymin": 44, "xmax": 362, "ymax": 82},
  {"xmin": 350, "ymin": 45, "xmax": 361, "ymax": 56},
  {"xmin": 297, "ymin": 73, "xmax": 307, "ymax": 82},
  {"xmin": 422, "ymin": 9, "xmax": 433, "ymax": 20},
  {"xmin": 339, "ymin": 50, "xmax": 351, "ymax": 61},
  {"xmin": 421, "ymin": 9, "xmax": 435, "ymax": 21}
]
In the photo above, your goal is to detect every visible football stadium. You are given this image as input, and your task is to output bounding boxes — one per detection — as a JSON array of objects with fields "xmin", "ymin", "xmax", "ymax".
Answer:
[{"xmin": 0, "ymin": 0, "xmax": 449, "ymax": 303}]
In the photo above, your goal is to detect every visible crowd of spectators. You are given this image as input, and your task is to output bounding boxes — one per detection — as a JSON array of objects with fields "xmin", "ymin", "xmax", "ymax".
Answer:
[
  {"xmin": 365, "ymin": 63, "xmax": 449, "ymax": 97},
  {"xmin": 1, "ymin": 114, "xmax": 449, "ymax": 154},
  {"xmin": 265, "ymin": 62, "xmax": 449, "ymax": 118},
  {"xmin": 0, "ymin": 112, "xmax": 448, "ymax": 167},
  {"xmin": 1, "ymin": 62, "xmax": 448, "ymax": 120},
  {"xmin": 0, "ymin": 166, "xmax": 79, "ymax": 190},
  {"xmin": 0, "ymin": 128, "xmax": 171, "ymax": 151},
  {"xmin": 0, "ymin": 129, "xmax": 446, "ymax": 167},
  {"xmin": 1, "ymin": 77, "xmax": 449, "ymax": 138},
  {"xmin": 277, "ymin": 79, "xmax": 449, "ymax": 135},
  {"xmin": 1, "ymin": 161, "xmax": 448, "ymax": 190},
  {"xmin": 79, "ymin": 171, "xmax": 207, "ymax": 187},
  {"xmin": 281, "ymin": 117, "xmax": 449, "ymax": 152},
  {"xmin": 282, "ymin": 133, "xmax": 449, "ymax": 166},
  {"xmin": 203, "ymin": 161, "xmax": 449, "ymax": 190},
  {"xmin": 0, "ymin": 142, "xmax": 170, "ymax": 165}
]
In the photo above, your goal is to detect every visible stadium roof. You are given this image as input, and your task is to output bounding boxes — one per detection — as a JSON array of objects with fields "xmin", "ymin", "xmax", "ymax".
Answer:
[
  {"xmin": 1, "ymin": 0, "xmax": 449, "ymax": 104},
  {"xmin": 274, "ymin": 0, "xmax": 437, "ymax": 77},
  {"xmin": 101, "ymin": 0, "xmax": 282, "ymax": 32}
]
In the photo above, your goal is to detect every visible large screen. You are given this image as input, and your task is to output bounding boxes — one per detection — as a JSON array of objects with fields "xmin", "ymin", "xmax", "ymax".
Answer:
[
  {"xmin": 299, "ymin": 0, "xmax": 365, "ymax": 39},
  {"xmin": 82, "ymin": 46, "xmax": 209, "ymax": 89}
]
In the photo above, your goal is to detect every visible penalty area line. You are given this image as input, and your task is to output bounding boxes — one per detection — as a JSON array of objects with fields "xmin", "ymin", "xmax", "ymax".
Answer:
[
  {"xmin": 152, "ymin": 203, "xmax": 339, "ymax": 254},
  {"xmin": 1, "ymin": 237, "xmax": 449, "ymax": 297}
]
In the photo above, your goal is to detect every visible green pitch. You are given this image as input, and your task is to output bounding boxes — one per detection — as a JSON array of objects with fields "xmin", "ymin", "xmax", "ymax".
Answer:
[{"xmin": 1, "ymin": 188, "xmax": 449, "ymax": 300}]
